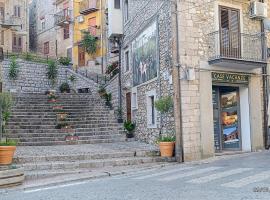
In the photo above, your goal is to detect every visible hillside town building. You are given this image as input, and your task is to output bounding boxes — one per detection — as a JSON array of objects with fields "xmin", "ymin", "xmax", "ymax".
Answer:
[
  {"xmin": 0, "ymin": 0, "xmax": 29, "ymax": 53},
  {"xmin": 106, "ymin": 0, "xmax": 270, "ymax": 161}
]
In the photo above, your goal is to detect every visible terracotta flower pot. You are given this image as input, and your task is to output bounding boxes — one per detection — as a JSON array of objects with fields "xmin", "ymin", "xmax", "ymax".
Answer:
[
  {"xmin": 159, "ymin": 142, "xmax": 175, "ymax": 157},
  {"xmin": 0, "ymin": 146, "xmax": 16, "ymax": 165}
]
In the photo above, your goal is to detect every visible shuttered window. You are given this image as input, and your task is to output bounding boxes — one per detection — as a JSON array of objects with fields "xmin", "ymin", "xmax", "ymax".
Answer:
[{"xmin": 219, "ymin": 6, "xmax": 241, "ymax": 58}]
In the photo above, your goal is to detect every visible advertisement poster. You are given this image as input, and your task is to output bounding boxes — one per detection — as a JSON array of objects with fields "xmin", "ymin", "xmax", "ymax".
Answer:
[
  {"xmin": 221, "ymin": 91, "xmax": 240, "ymax": 149},
  {"xmin": 132, "ymin": 21, "xmax": 158, "ymax": 86}
]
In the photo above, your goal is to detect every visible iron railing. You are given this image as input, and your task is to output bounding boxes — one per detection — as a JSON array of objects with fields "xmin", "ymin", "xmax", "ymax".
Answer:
[
  {"xmin": 208, "ymin": 30, "xmax": 267, "ymax": 63},
  {"xmin": 54, "ymin": 9, "xmax": 72, "ymax": 26},
  {"xmin": 80, "ymin": 0, "xmax": 99, "ymax": 14},
  {"xmin": 0, "ymin": 16, "xmax": 20, "ymax": 27}
]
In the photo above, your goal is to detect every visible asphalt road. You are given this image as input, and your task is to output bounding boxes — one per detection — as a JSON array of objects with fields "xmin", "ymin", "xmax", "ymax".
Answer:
[{"xmin": 1, "ymin": 151, "xmax": 270, "ymax": 200}]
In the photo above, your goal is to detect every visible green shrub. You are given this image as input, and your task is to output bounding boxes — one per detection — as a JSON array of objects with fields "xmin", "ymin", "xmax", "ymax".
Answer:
[
  {"xmin": 23, "ymin": 52, "xmax": 33, "ymax": 61},
  {"xmin": 156, "ymin": 135, "xmax": 176, "ymax": 143},
  {"xmin": 0, "ymin": 93, "xmax": 13, "ymax": 142},
  {"xmin": 59, "ymin": 82, "xmax": 70, "ymax": 93},
  {"xmin": 0, "ymin": 139, "xmax": 17, "ymax": 146},
  {"xmin": 82, "ymin": 32, "xmax": 97, "ymax": 55},
  {"xmin": 58, "ymin": 57, "xmax": 71, "ymax": 66},
  {"xmin": 154, "ymin": 96, "xmax": 173, "ymax": 114},
  {"xmin": 69, "ymin": 75, "xmax": 76, "ymax": 83},
  {"xmin": 47, "ymin": 60, "xmax": 58, "ymax": 86},
  {"xmin": 124, "ymin": 121, "xmax": 136, "ymax": 132},
  {"xmin": 9, "ymin": 58, "xmax": 19, "ymax": 80}
]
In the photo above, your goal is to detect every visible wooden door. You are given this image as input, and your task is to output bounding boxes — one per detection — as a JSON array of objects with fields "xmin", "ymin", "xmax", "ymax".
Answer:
[
  {"xmin": 219, "ymin": 6, "xmax": 240, "ymax": 58},
  {"xmin": 12, "ymin": 34, "xmax": 22, "ymax": 53},
  {"xmin": 78, "ymin": 45, "xmax": 85, "ymax": 67},
  {"xmin": 126, "ymin": 93, "xmax": 131, "ymax": 121},
  {"xmin": 88, "ymin": 17, "xmax": 96, "ymax": 36}
]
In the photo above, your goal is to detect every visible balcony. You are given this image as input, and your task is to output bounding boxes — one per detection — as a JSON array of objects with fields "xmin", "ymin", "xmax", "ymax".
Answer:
[
  {"xmin": 80, "ymin": 0, "xmax": 99, "ymax": 15},
  {"xmin": 208, "ymin": 30, "xmax": 267, "ymax": 69},
  {"xmin": 81, "ymin": 26, "xmax": 101, "ymax": 39},
  {"xmin": 0, "ymin": 16, "xmax": 20, "ymax": 29},
  {"xmin": 54, "ymin": 9, "xmax": 72, "ymax": 27}
]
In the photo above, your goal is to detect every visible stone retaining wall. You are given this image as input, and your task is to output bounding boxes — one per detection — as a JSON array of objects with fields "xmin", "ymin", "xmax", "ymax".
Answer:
[{"xmin": 0, "ymin": 59, "xmax": 98, "ymax": 94}]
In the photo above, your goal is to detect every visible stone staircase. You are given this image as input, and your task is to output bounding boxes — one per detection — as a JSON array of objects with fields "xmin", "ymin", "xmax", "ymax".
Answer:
[
  {"xmin": 7, "ymin": 93, "xmax": 125, "ymax": 146},
  {"xmin": 13, "ymin": 143, "xmax": 174, "ymax": 181}
]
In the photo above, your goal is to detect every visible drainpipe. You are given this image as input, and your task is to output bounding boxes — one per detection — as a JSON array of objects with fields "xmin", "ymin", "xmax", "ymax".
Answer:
[
  {"xmin": 117, "ymin": 37, "xmax": 123, "ymax": 122},
  {"xmin": 260, "ymin": 0, "xmax": 269, "ymax": 149},
  {"xmin": 172, "ymin": 1, "xmax": 184, "ymax": 162}
]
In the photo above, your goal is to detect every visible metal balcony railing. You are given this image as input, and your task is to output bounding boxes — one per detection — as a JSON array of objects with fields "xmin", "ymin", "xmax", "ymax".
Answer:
[
  {"xmin": 0, "ymin": 16, "xmax": 20, "ymax": 28},
  {"xmin": 208, "ymin": 30, "xmax": 267, "ymax": 63},
  {"xmin": 80, "ymin": 0, "xmax": 99, "ymax": 15},
  {"xmin": 54, "ymin": 9, "xmax": 72, "ymax": 26}
]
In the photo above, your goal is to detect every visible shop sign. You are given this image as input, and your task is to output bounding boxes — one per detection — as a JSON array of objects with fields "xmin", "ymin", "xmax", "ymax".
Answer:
[{"xmin": 212, "ymin": 72, "xmax": 249, "ymax": 84}]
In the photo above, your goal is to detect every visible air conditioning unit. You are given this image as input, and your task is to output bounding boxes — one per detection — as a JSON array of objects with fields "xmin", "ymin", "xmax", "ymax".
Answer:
[
  {"xmin": 250, "ymin": 1, "xmax": 267, "ymax": 19},
  {"xmin": 77, "ymin": 15, "xmax": 84, "ymax": 23}
]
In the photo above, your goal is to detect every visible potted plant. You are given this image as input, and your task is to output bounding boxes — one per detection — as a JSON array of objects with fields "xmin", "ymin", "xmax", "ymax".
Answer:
[
  {"xmin": 98, "ymin": 85, "xmax": 106, "ymax": 97},
  {"xmin": 48, "ymin": 93, "xmax": 57, "ymax": 103},
  {"xmin": 154, "ymin": 96, "xmax": 175, "ymax": 157},
  {"xmin": 0, "ymin": 92, "xmax": 17, "ymax": 165},
  {"xmin": 59, "ymin": 82, "xmax": 70, "ymax": 93},
  {"xmin": 104, "ymin": 93, "xmax": 112, "ymax": 109},
  {"xmin": 124, "ymin": 121, "xmax": 136, "ymax": 138},
  {"xmin": 69, "ymin": 75, "xmax": 76, "ymax": 93}
]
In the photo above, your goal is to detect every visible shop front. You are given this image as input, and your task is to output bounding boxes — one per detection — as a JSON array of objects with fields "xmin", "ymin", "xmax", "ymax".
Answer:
[{"xmin": 212, "ymin": 72, "xmax": 251, "ymax": 153}]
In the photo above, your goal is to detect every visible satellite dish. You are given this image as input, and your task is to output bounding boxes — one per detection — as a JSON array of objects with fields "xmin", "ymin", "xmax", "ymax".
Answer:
[{"xmin": 263, "ymin": 18, "xmax": 270, "ymax": 31}]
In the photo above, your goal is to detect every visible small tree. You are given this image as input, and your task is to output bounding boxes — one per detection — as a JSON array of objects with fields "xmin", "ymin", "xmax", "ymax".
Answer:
[
  {"xmin": 47, "ymin": 60, "xmax": 58, "ymax": 88},
  {"xmin": 154, "ymin": 96, "xmax": 174, "ymax": 136},
  {"xmin": 82, "ymin": 32, "xmax": 98, "ymax": 56},
  {"xmin": 9, "ymin": 58, "xmax": 19, "ymax": 80},
  {"xmin": 0, "ymin": 93, "xmax": 13, "ymax": 142}
]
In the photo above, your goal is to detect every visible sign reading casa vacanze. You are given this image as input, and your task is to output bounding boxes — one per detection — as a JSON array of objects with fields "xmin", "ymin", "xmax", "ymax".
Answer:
[{"xmin": 212, "ymin": 72, "xmax": 249, "ymax": 84}]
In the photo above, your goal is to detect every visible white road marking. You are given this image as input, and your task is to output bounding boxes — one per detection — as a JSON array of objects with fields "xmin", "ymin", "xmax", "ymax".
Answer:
[
  {"xmin": 188, "ymin": 168, "xmax": 253, "ymax": 184},
  {"xmin": 158, "ymin": 167, "xmax": 222, "ymax": 182},
  {"xmin": 221, "ymin": 170, "xmax": 270, "ymax": 188},
  {"xmin": 24, "ymin": 181, "xmax": 90, "ymax": 193},
  {"xmin": 132, "ymin": 167, "xmax": 194, "ymax": 180}
]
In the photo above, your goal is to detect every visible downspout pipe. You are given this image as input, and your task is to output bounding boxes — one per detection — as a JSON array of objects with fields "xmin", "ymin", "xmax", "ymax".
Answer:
[
  {"xmin": 260, "ymin": 0, "xmax": 269, "ymax": 149},
  {"xmin": 172, "ymin": 1, "xmax": 184, "ymax": 162}
]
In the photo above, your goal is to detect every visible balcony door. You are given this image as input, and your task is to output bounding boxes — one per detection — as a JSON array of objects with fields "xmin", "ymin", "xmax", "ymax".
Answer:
[
  {"xmin": 219, "ymin": 6, "xmax": 241, "ymax": 59},
  {"xmin": 88, "ymin": 17, "xmax": 96, "ymax": 36}
]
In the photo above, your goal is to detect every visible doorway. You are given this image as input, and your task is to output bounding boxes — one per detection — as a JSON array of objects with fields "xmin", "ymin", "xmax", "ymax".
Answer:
[
  {"xmin": 213, "ymin": 86, "xmax": 241, "ymax": 152},
  {"xmin": 78, "ymin": 45, "xmax": 85, "ymax": 67},
  {"xmin": 126, "ymin": 92, "xmax": 131, "ymax": 121}
]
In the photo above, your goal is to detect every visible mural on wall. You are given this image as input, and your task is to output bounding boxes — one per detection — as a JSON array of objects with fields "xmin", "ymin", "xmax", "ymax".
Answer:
[{"xmin": 132, "ymin": 21, "xmax": 158, "ymax": 86}]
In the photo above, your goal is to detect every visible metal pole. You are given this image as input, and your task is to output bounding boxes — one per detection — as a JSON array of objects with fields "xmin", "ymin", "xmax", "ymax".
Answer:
[{"xmin": 117, "ymin": 37, "xmax": 123, "ymax": 121}]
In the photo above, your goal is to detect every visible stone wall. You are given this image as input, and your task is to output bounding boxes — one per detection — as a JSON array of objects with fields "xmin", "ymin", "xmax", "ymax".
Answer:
[
  {"xmin": 120, "ymin": 1, "xmax": 175, "ymax": 144},
  {"xmin": 0, "ymin": 59, "xmax": 98, "ymax": 94}
]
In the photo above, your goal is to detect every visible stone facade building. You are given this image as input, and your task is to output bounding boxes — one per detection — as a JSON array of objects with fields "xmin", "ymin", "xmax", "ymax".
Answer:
[
  {"xmin": 0, "ymin": 0, "xmax": 29, "ymax": 53},
  {"xmin": 107, "ymin": 0, "xmax": 270, "ymax": 161}
]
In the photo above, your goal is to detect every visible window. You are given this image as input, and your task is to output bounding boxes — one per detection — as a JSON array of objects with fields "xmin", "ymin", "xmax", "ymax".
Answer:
[
  {"xmin": 146, "ymin": 90, "xmax": 157, "ymax": 128},
  {"xmin": 114, "ymin": 0, "xmax": 120, "ymax": 9},
  {"xmin": 124, "ymin": 50, "xmax": 129, "ymax": 72},
  {"xmin": 0, "ymin": 7, "xmax": 4, "ymax": 18},
  {"xmin": 124, "ymin": 0, "xmax": 129, "ymax": 22},
  {"xmin": 1, "ymin": 31, "xmax": 3, "ymax": 45},
  {"xmin": 14, "ymin": 6, "xmax": 21, "ymax": 17},
  {"xmin": 18, "ymin": 37, "xmax": 22, "ymax": 47},
  {"xmin": 63, "ymin": 25, "xmax": 70, "ymax": 39},
  {"xmin": 44, "ymin": 42, "xmax": 49, "ymax": 54},
  {"xmin": 131, "ymin": 87, "xmax": 138, "ymax": 110},
  {"xmin": 41, "ymin": 21, "xmax": 45, "ymax": 30}
]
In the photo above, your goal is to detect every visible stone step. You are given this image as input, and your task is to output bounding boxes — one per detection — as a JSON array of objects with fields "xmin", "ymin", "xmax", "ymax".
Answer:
[
  {"xmin": 18, "ymin": 156, "xmax": 165, "ymax": 172},
  {"xmin": 9, "ymin": 132, "xmax": 124, "ymax": 139},
  {"xmin": 7, "ymin": 121, "xmax": 120, "ymax": 126},
  {"xmin": 10, "ymin": 134, "xmax": 125, "ymax": 143},
  {"xmin": 6, "ymin": 128, "xmax": 121, "ymax": 134},
  {"xmin": 17, "ymin": 137, "xmax": 127, "ymax": 146},
  {"xmin": 14, "ymin": 151, "xmax": 140, "ymax": 164}
]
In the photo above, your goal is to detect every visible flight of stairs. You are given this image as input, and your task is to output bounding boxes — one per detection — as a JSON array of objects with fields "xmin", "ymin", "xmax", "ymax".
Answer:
[{"xmin": 7, "ymin": 93, "xmax": 125, "ymax": 146}]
